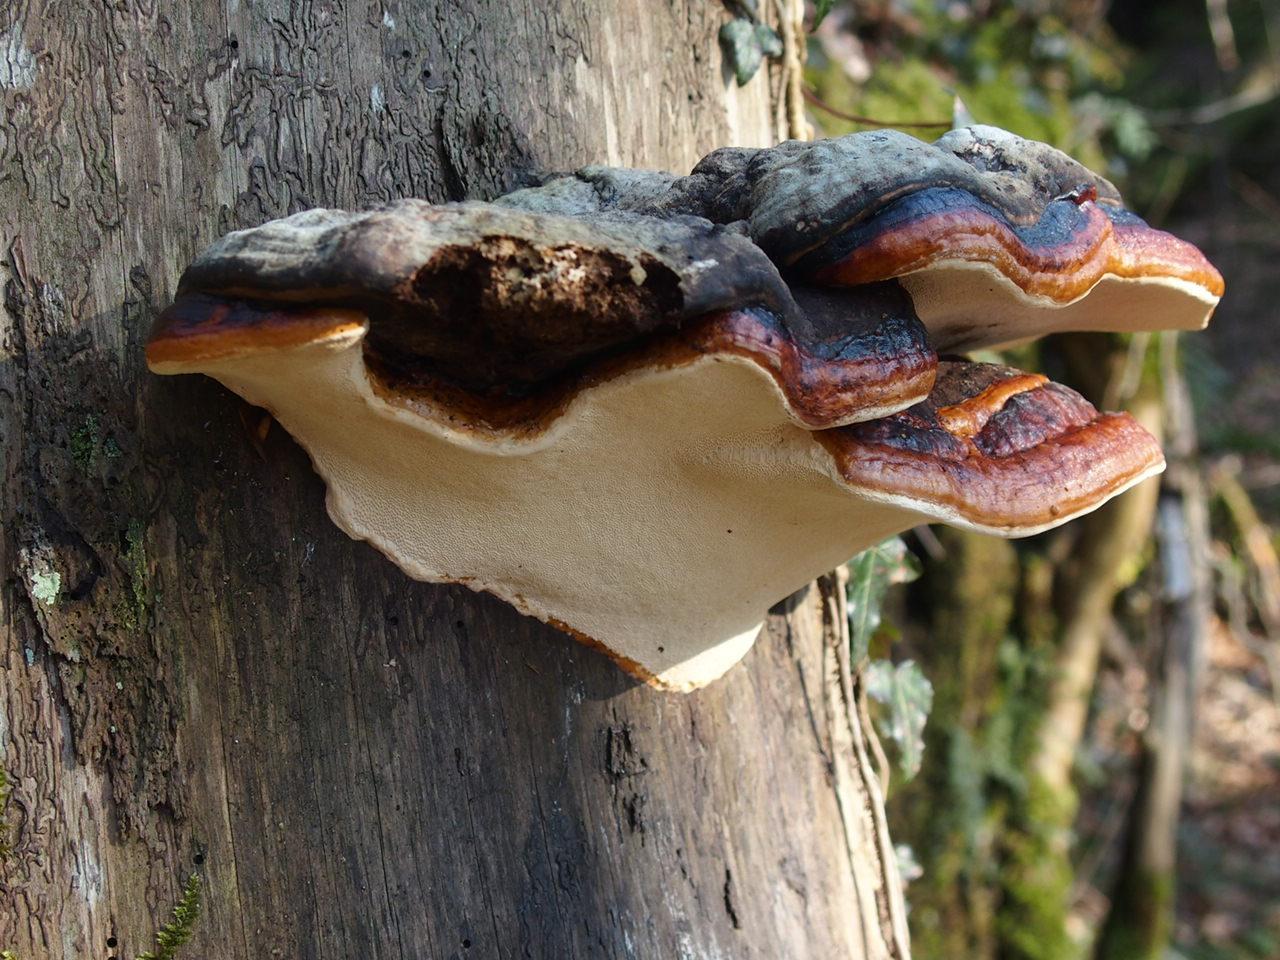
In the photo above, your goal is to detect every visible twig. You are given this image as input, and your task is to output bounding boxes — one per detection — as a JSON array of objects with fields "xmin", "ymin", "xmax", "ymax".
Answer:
[
  {"xmin": 1209, "ymin": 456, "xmax": 1280, "ymax": 637},
  {"xmin": 1146, "ymin": 65, "xmax": 1279, "ymax": 126},
  {"xmin": 1205, "ymin": 0, "xmax": 1240, "ymax": 72},
  {"xmin": 801, "ymin": 87, "xmax": 952, "ymax": 129},
  {"xmin": 910, "ymin": 524, "xmax": 945, "ymax": 561},
  {"xmin": 1106, "ymin": 331, "xmax": 1152, "ymax": 411},
  {"xmin": 1230, "ymin": 171, "xmax": 1280, "ymax": 223},
  {"xmin": 773, "ymin": 0, "xmax": 810, "ymax": 140}
]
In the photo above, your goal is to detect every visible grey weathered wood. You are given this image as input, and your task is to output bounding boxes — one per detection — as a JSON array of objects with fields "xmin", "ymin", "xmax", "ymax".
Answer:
[{"xmin": 0, "ymin": 3, "xmax": 906, "ymax": 957}]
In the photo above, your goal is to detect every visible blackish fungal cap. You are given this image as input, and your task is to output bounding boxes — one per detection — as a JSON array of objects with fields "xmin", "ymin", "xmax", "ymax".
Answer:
[
  {"xmin": 790, "ymin": 184, "xmax": 1122, "ymax": 284},
  {"xmin": 788, "ymin": 179, "xmax": 1224, "ymax": 301},
  {"xmin": 931, "ymin": 125, "xmax": 1125, "ymax": 213},
  {"xmin": 156, "ymin": 201, "xmax": 801, "ymax": 392},
  {"xmin": 498, "ymin": 126, "xmax": 1222, "ymax": 351},
  {"xmin": 752, "ymin": 127, "xmax": 1221, "ymax": 318},
  {"xmin": 741, "ymin": 128, "xmax": 1220, "ymax": 348},
  {"xmin": 149, "ymin": 202, "xmax": 938, "ymax": 429},
  {"xmin": 540, "ymin": 126, "xmax": 1121, "ymax": 263},
  {"xmin": 744, "ymin": 127, "xmax": 1122, "ymax": 264},
  {"xmin": 785, "ymin": 183, "xmax": 1223, "ymax": 350}
]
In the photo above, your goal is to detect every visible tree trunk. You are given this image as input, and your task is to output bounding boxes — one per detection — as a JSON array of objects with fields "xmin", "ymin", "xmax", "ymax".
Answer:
[
  {"xmin": 1096, "ymin": 341, "xmax": 1209, "ymax": 960},
  {"xmin": 0, "ymin": 3, "xmax": 907, "ymax": 958}
]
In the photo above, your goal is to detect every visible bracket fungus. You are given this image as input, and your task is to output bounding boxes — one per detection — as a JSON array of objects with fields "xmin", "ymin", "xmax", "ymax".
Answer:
[{"xmin": 149, "ymin": 126, "xmax": 1222, "ymax": 690}]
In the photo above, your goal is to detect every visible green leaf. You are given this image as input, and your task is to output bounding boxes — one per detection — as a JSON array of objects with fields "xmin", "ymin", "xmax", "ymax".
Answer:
[
  {"xmin": 719, "ymin": 18, "xmax": 764, "ymax": 87},
  {"xmin": 812, "ymin": 0, "xmax": 834, "ymax": 29},
  {"xmin": 866, "ymin": 659, "xmax": 934, "ymax": 780},
  {"xmin": 754, "ymin": 23, "xmax": 782, "ymax": 58},
  {"xmin": 845, "ymin": 536, "xmax": 920, "ymax": 663}
]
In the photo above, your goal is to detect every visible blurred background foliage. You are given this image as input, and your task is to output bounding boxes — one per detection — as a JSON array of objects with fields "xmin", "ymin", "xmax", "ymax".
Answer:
[{"xmin": 807, "ymin": 1, "xmax": 1280, "ymax": 959}]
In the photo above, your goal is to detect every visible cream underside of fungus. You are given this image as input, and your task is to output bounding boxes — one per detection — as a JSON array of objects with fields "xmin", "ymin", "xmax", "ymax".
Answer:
[
  {"xmin": 155, "ymin": 318, "xmax": 1163, "ymax": 691},
  {"xmin": 904, "ymin": 268, "xmax": 1220, "ymax": 352}
]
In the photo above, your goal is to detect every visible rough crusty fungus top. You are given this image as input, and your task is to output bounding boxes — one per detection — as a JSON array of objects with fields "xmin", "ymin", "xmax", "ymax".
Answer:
[{"xmin": 148, "ymin": 125, "xmax": 1222, "ymax": 690}]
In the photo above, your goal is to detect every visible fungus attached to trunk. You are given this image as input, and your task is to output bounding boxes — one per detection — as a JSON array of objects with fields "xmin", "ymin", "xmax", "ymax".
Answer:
[{"xmin": 148, "ymin": 127, "xmax": 1221, "ymax": 690}]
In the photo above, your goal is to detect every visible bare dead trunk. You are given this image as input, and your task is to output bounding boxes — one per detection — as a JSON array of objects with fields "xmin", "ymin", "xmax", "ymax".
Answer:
[
  {"xmin": 0, "ymin": 3, "xmax": 907, "ymax": 957},
  {"xmin": 1032, "ymin": 335, "xmax": 1165, "ymax": 799},
  {"xmin": 1095, "ymin": 338, "xmax": 1209, "ymax": 960}
]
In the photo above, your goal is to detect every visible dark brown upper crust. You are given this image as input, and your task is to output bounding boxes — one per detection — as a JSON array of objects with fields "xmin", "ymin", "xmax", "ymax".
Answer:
[
  {"xmin": 745, "ymin": 126, "xmax": 1126, "ymax": 265},
  {"xmin": 790, "ymin": 184, "xmax": 1225, "ymax": 301},
  {"xmin": 160, "ymin": 201, "xmax": 798, "ymax": 392},
  {"xmin": 159, "ymin": 128, "xmax": 1220, "ymax": 400},
  {"xmin": 508, "ymin": 126, "xmax": 1121, "ymax": 260},
  {"xmin": 365, "ymin": 284, "xmax": 935, "ymax": 434},
  {"xmin": 819, "ymin": 361, "xmax": 1165, "ymax": 532},
  {"xmin": 152, "ymin": 288, "xmax": 936, "ymax": 437},
  {"xmin": 498, "ymin": 148, "xmax": 760, "ymax": 224},
  {"xmin": 150, "ymin": 197, "xmax": 941, "ymax": 424},
  {"xmin": 498, "ymin": 126, "xmax": 1222, "ymax": 318}
]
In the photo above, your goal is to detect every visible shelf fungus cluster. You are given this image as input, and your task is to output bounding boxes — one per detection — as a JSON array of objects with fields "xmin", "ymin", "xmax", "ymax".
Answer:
[{"xmin": 148, "ymin": 125, "xmax": 1222, "ymax": 690}]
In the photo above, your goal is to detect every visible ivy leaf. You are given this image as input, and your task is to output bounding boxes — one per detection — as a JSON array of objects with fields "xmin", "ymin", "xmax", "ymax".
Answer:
[
  {"xmin": 754, "ymin": 23, "xmax": 782, "ymax": 58},
  {"xmin": 812, "ymin": 0, "xmax": 835, "ymax": 29},
  {"xmin": 845, "ymin": 536, "xmax": 920, "ymax": 663},
  {"xmin": 866, "ymin": 659, "xmax": 934, "ymax": 780},
  {"xmin": 895, "ymin": 842, "xmax": 924, "ymax": 885},
  {"xmin": 720, "ymin": 17, "xmax": 764, "ymax": 86}
]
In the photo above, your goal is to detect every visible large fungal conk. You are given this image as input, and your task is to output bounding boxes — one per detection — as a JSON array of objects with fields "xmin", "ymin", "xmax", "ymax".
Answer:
[{"xmin": 149, "ymin": 126, "xmax": 1220, "ymax": 690}]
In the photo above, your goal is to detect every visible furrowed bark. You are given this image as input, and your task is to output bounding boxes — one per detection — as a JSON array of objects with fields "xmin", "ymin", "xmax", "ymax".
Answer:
[{"xmin": 0, "ymin": 3, "xmax": 907, "ymax": 957}]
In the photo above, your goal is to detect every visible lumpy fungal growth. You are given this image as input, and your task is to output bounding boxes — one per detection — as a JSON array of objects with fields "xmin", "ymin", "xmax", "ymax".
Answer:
[{"xmin": 147, "ymin": 125, "xmax": 1221, "ymax": 690}]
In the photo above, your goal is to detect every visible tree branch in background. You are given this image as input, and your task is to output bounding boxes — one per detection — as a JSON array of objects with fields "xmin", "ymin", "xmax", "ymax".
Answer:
[
  {"xmin": 801, "ymin": 87, "xmax": 951, "ymax": 129},
  {"xmin": 1146, "ymin": 57, "xmax": 1279, "ymax": 126},
  {"xmin": 1204, "ymin": 0, "xmax": 1240, "ymax": 72},
  {"xmin": 1096, "ymin": 332, "xmax": 1211, "ymax": 959},
  {"xmin": 773, "ymin": 0, "xmax": 811, "ymax": 140}
]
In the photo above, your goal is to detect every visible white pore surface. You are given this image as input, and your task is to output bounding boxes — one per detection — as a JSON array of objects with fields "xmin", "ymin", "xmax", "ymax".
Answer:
[
  {"xmin": 903, "ymin": 265, "xmax": 1220, "ymax": 353},
  {"xmin": 182, "ymin": 324, "xmax": 926, "ymax": 689},
  {"xmin": 166, "ymin": 315, "xmax": 1163, "ymax": 689}
]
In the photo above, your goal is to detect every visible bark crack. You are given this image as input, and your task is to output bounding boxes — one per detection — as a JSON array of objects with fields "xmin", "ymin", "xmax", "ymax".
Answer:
[{"xmin": 722, "ymin": 868, "xmax": 741, "ymax": 930}]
